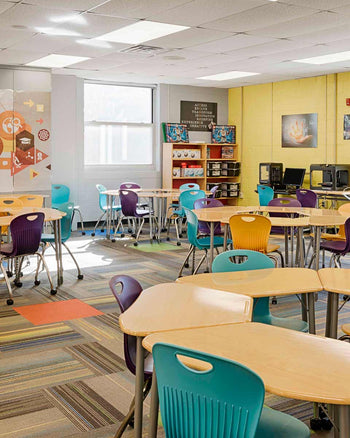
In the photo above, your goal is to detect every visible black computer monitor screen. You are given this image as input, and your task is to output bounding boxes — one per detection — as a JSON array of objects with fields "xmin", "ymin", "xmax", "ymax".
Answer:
[{"xmin": 283, "ymin": 168, "xmax": 306, "ymax": 187}]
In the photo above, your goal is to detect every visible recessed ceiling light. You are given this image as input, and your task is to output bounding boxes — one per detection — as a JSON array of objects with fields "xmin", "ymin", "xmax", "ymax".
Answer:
[
  {"xmin": 35, "ymin": 27, "xmax": 81, "ymax": 36},
  {"xmin": 96, "ymin": 21, "xmax": 189, "ymax": 44},
  {"xmin": 293, "ymin": 50, "xmax": 350, "ymax": 64},
  {"xmin": 76, "ymin": 39, "xmax": 113, "ymax": 48},
  {"xmin": 198, "ymin": 71, "xmax": 260, "ymax": 81},
  {"xmin": 26, "ymin": 54, "xmax": 90, "ymax": 68},
  {"xmin": 50, "ymin": 14, "xmax": 87, "ymax": 25}
]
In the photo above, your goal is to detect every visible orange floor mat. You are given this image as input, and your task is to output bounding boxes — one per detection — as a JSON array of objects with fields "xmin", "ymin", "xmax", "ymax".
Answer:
[{"xmin": 14, "ymin": 299, "xmax": 103, "ymax": 325}]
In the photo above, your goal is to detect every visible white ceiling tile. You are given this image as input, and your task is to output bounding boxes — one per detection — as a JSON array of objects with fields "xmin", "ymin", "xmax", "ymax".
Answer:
[
  {"xmin": 190, "ymin": 34, "xmax": 276, "ymax": 54},
  {"xmin": 0, "ymin": 28, "xmax": 35, "ymax": 49},
  {"xmin": 8, "ymin": 34, "xmax": 76, "ymax": 52},
  {"xmin": 330, "ymin": 5, "xmax": 350, "ymax": 15},
  {"xmin": 90, "ymin": 0, "xmax": 191, "ymax": 19},
  {"xmin": 0, "ymin": 49, "xmax": 49, "ymax": 65},
  {"xmin": 291, "ymin": 24, "xmax": 350, "ymax": 44},
  {"xmin": 145, "ymin": 27, "xmax": 233, "ymax": 49},
  {"xmin": 24, "ymin": 0, "xmax": 109, "ymax": 11},
  {"xmin": 284, "ymin": 0, "xmax": 350, "ymax": 9},
  {"xmin": 148, "ymin": 0, "xmax": 267, "ymax": 27},
  {"xmin": 249, "ymin": 11, "xmax": 349, "ymax": 39},
  {"xmin": 56, "ymin": 41, "xmax": 130, "ymax": 57},
  {"xmin": 0, "ymin": 1, "xmax": 14, "ymax": 14},
  {"xmin": 203, "ymin": 3, "xmax": 316, "ymax": 33},
  {"xmin": 65, "ymin": 57, "xmax": 121, "ymax": 70}
]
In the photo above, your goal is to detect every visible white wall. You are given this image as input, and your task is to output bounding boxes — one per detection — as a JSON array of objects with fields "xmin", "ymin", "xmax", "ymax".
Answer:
[{"xmin": 51, "ymin": 76, "xmax": 228, "ymax": 222}]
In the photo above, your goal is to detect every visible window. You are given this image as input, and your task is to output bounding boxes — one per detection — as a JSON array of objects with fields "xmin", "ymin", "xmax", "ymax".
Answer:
[{"xmin": 84, "ymin": 83, "xmax": 154, "ymax": 165}]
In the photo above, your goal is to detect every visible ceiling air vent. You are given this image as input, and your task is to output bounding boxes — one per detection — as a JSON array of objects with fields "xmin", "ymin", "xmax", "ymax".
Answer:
[{"xmin": 120, "ymin": 45, "xmax": 168, "ymax": 56}]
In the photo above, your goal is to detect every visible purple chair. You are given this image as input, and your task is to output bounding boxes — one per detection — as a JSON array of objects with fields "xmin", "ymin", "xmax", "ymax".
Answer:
[
  {"xmin": 193, "ymin": 197, "xmax": 223, "ymax": 235},
  {"xmin": 208, "ymin": 185, "xmax": 219, "ymax": 198},
  {"xmin": 0, "ymin": 213, "xmax": 55, "ymax": 305},
  {"xmin": 119, "ymin": 182, "xmax": 148, "ymax": 209},
  {"xmin": 109, "ymin": 275, "xmax": 152, "ymax": 436},
  {"xmin": 268, "ymin": 197, "xmax": 301, "ymax": 234},
  {"xmin": 296, "ymin": 189, "xmax": 317, "ymax": 208},
  {"xmin": 317, "ymin": 217, "xmax": 350, "ymax": 268},
  {"xmin": 117, "ymin": 190, "xmax": 153, "ymax": 246}
]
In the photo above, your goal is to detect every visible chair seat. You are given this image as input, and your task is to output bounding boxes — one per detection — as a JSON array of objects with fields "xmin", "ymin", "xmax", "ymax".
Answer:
[
  {"xmin": 197, "ymin": 236, "xmax": 232, "ymax": 249},
  {"xmin": 102, "ymin": 205, "xmax": 121, "ymax": 211},
  {"xmin": 253, "ymin": 313, "xmax": 309, "ymax": 332},
  {"xmin": 320, "ymin": 240, "xmax": 347, "ymax": 254},
  {"xmin": 41, "ymin": 233, "xmax": 67, "ymax": 244},
  {"xmin": 342, "ymin": 323, "xmax": 350, "ymax": 336},
  {"xmin": 256, "ymin": 406, "xmax": 310, "ymax": 438},
  {"xmin": 0, "ymin": 243, "xmax": 13, "ymax": 255},
  {"xmin": 310, "ymin": 232, "xmax": 345, "ymax": 241},
  {"xmin": 266, "ymin": 243, "xmax": 280, "ymax": 254},
  {"xmin": 135, "ymin": 209, "xmax": 151, "ymax": 217}
]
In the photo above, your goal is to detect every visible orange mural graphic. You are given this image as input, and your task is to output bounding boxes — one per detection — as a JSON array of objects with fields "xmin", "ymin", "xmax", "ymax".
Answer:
[{"xmin": 0, "ymin": 111, "xmax": 25, "ymax": 140}]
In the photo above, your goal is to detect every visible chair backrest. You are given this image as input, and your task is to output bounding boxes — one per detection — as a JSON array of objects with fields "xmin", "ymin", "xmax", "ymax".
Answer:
[
  {"xmin": 267, "ymin": 197, "xmax": 301, "ymax": 220},
  {"xmin": 184, "ymin": 207, "xmax": 202, "ymax": 247},
  {"xmin": 296, "ymin": 189, "xmax": 317, "ymax": 208},
  {"xmin": 0, "ymin": 197, "xmax": 23, "ymax": 209},
  {"xmin": 179, "ymin": 189, "xmax": 206, "ymax": 210},
  {"xmin": 109, "ymin": 275, "xmax": 143, "ymax": 376},
  {"xmin": 119, "ymin": 182, "xmax": 141, "ymax": 189},
  {"xmin": 153, "ymin": 343, "xmax": 264, "ymax": 438},
  {"xmin": 338, "ymin": 203, "xmax": 350, "ymax": 238},
  {"xmin": 193, "ymin": 197, "xmax": 223, "ymax": 234},
  {"xmin": 208, "ymin": 185, "xmax": 219, "ymax": 198},
  {"xmin": 19, "ymin": 194, "xmax": 43, "ymax": 207},
  {"xmin": 229, "ymin": 214, "xmax": 272, "ymax": 252},
  {"xmin": 180, "ymin": 183, "xmax": 200, "ymax": 192},
  {"xmin": 9, "ymin": 212, "xmax": 44, "ymax": 256},
  {"xmin": 119, "ymin": 189, "xmax": 138, "ymax": 217},
  {"xmin": 96, "ymin": 183, "xmax": 108, "ymax": 210},
  {"xmin": 257, "ymin": 185, "xmax": 274, "ymax": 206},
  {"xmin": 212, "ymin": 249, "xmax": 274, "ymax": 272},
  {"xmin": 52, "ymin": 184, "xmax": 70, "ymax": 205},
  {"xmin": 53, "ymin": 202, "xmax": 74, "ymax": 242}
]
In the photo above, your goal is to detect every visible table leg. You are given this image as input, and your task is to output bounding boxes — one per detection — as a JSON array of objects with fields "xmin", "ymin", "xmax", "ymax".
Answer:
[
  {"xmin": 297, "ymin": 227, "xmax": 304, "ymax": 268},
  {"xmin": 148, "ymin": 370, "xmax": 159, "ymax": 438},
  {"xmin": 149, "ymin": 197, "xmax": 153, "ymax": 242},
  {"xmin": 308, "ymin": 293, "xmax": 316, "ymax": 334},
  {"xmin": 57, "ymin": 219, "xmax": 63, "ymax": 286},
  {"xmin": 325, "ymin": 292, "xmax": 339, "ymax": 339},
  {"xmin": 223, "ymin": 224, "xmax": 228, "ymax": 251},
  {"xmin": 284, "ymin": 228, "xmax": 289, "ymax": 267},
  {"xmin": 337, "ymin": 405, "xmax": 350, "ymax": 438},
  {"xmin": 135, "ymin": 336, "xmax": 145, "ymax": 438},
  {"xmin": 106, "ymin": 194, "xmax": 111, "ymax": 240},
  {"xmin": 209, "ymin": 222, "xmax": 214, "ymax": 273},
  {"xmin": 314, "ymin": 226, "xmax": 321, "ymax": 270}
]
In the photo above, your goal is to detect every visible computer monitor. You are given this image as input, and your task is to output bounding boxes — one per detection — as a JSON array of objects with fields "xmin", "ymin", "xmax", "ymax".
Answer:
[{"xmin": 282, "ymin": 168, "xmax": 306, "ymax": 188}]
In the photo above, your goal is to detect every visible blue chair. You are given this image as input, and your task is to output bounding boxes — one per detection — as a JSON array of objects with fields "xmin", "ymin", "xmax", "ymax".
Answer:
[
  {"xmin": 167, "ymin": 189, "xmax": 205, "ymax": 245},
  {"xmin": 257, "ymin": 185, "xmax": 274, "ymax": 206},
  {"xmin": 92, "ymin": 184, "xmax": 122, "ymax": 237},
  {"xmin": 41, "ymin": 202, "xmax": 83, "ymax": 280},
  {"xmin": 52, "ymin": 184, "xmax": 85, "ymax": 235},
  {"xmin": 178, "ymin": 207, "xmax": 231, "ymax": 277},
  {"xmin": 153, "ymin": 343, "xmax": 310, "ymax": 438},
  {"xmin": 212, "ymin": 249, "xmax": 308, "ymax": 332},
  {"xmin": 167, "ymin": 183, "xmax": 201, "ymax": 223}
]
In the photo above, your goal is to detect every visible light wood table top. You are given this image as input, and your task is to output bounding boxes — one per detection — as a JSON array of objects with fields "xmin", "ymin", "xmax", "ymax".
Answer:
[
  {"xmin": 103, "ymin": 189, "xmax": 210, "ymax": 198},
  {"xmin": 119, "ymin": 283, "xmax": 252, "ymax": 337},
  {"xmin": 143, "ymin": 322, "xmax": 350, "ymax": 404},
  {"xmin": 0, "ymin": 207, "xmax": 64, "ymax": 225},
  {"xmin": 318, "ymin": 268, "xmax": 350, "ymax": 294},
  {"xmin": 177, "ymin": 268, "xmax": 322, "ymax": 297}
]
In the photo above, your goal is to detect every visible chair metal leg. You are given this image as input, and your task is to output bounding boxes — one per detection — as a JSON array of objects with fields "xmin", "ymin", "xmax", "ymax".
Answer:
[
  {"xmin": 62, "ymin": 242, "xmax": 83, "ymax": 279},
  {"xmin": 35, "ymin": 252, "xmax": 56, "ymax": 294},
  {"xmin": 135, "ymin": 218, "xmax": 145, "ymax": 244},
  {"xmin": 0, "ymin": 259, "xmax": 14, "ymax": 305},
  {"xmin": 74, "ymin": 207, "xmax": 85, "ymax": 235},
  {"xmin": 93, "ymin": 211, "xmax": 106, "ymax": 235},
  {"xmin": 193, "ymin": 250, "xmax": 207, "ymax": 275},
  {"xmin": 178, "ymin": 246, "xmax": 194, "ymax": 278}
]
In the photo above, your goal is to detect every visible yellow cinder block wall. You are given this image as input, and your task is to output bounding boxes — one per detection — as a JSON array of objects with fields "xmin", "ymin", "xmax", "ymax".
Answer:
[{"xmin": 228, "ymin": 73, "xmax": 350, "ymax": 205}]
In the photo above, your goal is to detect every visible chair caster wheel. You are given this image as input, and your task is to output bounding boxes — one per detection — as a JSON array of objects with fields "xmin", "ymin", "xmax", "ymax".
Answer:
[
  {"xmin": 139, "ymin": 230, "xmax": 142, "ymax": 234},
  {"xmin": 50, "ymin": 289, "xmax": 57, "ymax": 295},
  {"xmin": 14, "ymin": 281, "xmax": 22, "ymax": 288},
  {"xmin": 204, "ymin": 270, "xmax": 209, "ymax": 273},
  {"xmin": 321, "ymin": 419, "xmax": 333, "ymax": 430},
  {"xmin": 132, "ymin": 234, "xmax": 136, "ymax": 238},
  {"xmin": 129, "ymin": 418, "xmax": 134, "ymax": 428},
  {"xmin": 343, "ymin": 295, "xmax": 349, "ymax": 301},
  {"xmin": 82, "ymin": 232, "xmax": 86, "ymax": 236},
  {"xmin": 77, "ymin": 274, "xmax": 84, "ymax": 280},
  {"xmin": 310, "ymin": 418, "xmax": 322, "ymax": 431},
  {"xmin": 271, "ymin": 298, "xmax": 277, "ymax": 305},
  {"xmin": 128, "ymin": 228, "xmax": 133, "ymax": 233},
  {"xmin": 166, "ymin": 237, "xmax": 170, "ymax": 241},
  {"xmin": 91, "ymin": 233, "xmax": 95, "ymax": 237},
  {"xmin": 111, "ymin": 239, "xmax": 116, "ymax": 243},
  {"xmin": 134, "ymin": 242, "xmax": 138, "ymax": 246},
  {"xmin": 7, "ymin": 298, "xmax": 14, "ymax": 306},
  {"xmin": 101, "ymin": 229, "xmax": 104, "ymax": 233},
  {"xmin": 177, "ymin": 242, "xmax": 181, "ymax": 246},
  {"xmin": 120, "ymin": 234, "xmax": 125, "ymax": 238},
  {"xmin": 184, "ymin": 263, "xmax": 189, "ymax": 268},
  {"xmin": 34, "ymin": 280, "xmax": 40, "ymax": 286},
  {"xmin": 153, "ymin": 236, "xmax": 157, "ymax": 240},
  {"xmin": 6, "ymin": 270, "xmax": 13, "ymax": 277},
  {"xmin": 179, "ymin": 234, "xmax": 183, "ymax": 238},
  {"xmin": 20, "ymin": 272, "xmax": 23, "ymax": 277}
]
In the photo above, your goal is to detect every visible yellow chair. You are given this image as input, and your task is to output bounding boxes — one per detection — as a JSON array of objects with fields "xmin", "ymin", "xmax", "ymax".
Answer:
[
  {"xmin": 0, "ymin": 197, "xmax": 24, "ymax": 235},
  {"xmin": 229, "ymin": 214, "xmax": 284, "ymax": 266},
  {"xmin": 319, "ymin": 203, "xmax": 350, "ymax": 241},
  {"xmin": 340, "ymin": 324, "xmax": 350, "ymax": 341},
  {"xmin": 18, "ymin": 194, "xmax": 43, "ymax": 208}
]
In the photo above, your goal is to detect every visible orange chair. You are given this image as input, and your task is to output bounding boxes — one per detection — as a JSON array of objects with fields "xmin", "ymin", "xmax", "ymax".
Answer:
[
  {"xmin": 18, "ymin": 195, "xmax": 43, "ymax": 207},
  {"xmin": 0, "ymin": 197, "xmax": 24, "ymax": 236},
  {"xmin": 229, "ymin": 214, "xmax": 284, "ymax": 266}
]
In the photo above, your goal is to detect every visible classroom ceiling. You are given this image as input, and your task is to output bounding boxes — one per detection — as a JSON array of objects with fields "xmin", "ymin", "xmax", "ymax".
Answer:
[{"xmin": 2, "ymin": 0, "xmax": 350, "ymax": 87}]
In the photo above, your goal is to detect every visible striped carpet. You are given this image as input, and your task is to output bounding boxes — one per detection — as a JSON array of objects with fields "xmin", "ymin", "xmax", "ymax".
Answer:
[{"xmin": 0, "ymin": 229, "xmax": 348, "ymax": 437}]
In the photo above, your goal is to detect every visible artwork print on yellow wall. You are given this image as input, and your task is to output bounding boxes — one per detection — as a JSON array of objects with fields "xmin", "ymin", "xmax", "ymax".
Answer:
[{"xmin": 282, "ymin": 113, "xmax": 318, "ymax": 148}]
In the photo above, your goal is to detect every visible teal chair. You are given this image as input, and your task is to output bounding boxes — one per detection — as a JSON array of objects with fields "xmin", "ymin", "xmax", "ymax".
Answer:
[
  {"xmin": 178, "ymin": 207, "xmax": 230, "ymax": 277},
  {"xmin": 167, "ymin": 189, "xmax": 205, "ymax": 245},
  {"xmin": 52, "ymin": 184, "xmax": 85, "ymax": 235},
  {"xmin": 167, "ymin": 183, "xmax": 201, "ymax": 215},
  {"xmin": 153, "ymin": 343, "xmax": 310, "ymax": 438},
  {"xmin": 212, "ymin": 250, "xmax": 309, "ymax": 332},
  {"xmin": 41, "ymin": 202, "xmax": 83, "ymax": 280},
  {"xmin": 257, "ymin": 185, "xmax": 274, "ymax": 206},
  {"xmin": 92, "ymin": 184, "xmax": 122, "ymax": 237}
]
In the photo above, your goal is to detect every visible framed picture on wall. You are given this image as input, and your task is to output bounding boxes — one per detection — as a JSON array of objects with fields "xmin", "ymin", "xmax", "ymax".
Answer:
[
  {"xmin": 344, "ymin": 115, "xmax": 350, "ymax": 140},
  {"xmin": 211, "ymin": 124, "xmax": 236, "ymax": 144},
  {"xmin": 162, "ymin": 123, "xmax": 189, "ymax": 143},
  {"xmin": 282, "ymin": 113, "xmax": 317, "ymax": 148}
]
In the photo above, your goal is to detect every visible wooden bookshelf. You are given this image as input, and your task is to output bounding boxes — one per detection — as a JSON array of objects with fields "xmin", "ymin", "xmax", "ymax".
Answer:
[{"xmin": 162, "ymin": 142, "xmax": 240, "ymax": 205}]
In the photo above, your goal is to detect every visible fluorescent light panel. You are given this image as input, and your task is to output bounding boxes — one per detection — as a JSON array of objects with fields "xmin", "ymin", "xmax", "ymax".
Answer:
[
  {"xmin": 293, "ymin": 51, "xmax": 350, "ymax": 65},
  {"xmin": 96, "ymin": 20, "xmax": 189, "ymax": 44},
  {"xmin": 35, "ymin": 27, "xmax": 81, "ymax": 36},
  {"xmin": 198, "ymin": 71, "xmax": 260, "ymax": 81},
  {"xmin": 26, "ymin": 54, "xmax": 90, "ymax": 68},
  {"xmin": 77, "ymin": 39, "xmax": 113, "ymax": 48}
]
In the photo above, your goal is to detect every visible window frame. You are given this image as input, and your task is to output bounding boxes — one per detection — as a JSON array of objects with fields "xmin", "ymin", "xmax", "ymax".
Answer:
[{"xmin": 83, "ymin": 80, "xmax": 156, "ymax": 169}]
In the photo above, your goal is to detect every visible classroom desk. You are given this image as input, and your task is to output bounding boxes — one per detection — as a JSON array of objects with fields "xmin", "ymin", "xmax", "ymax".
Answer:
[
  {"xmin": 118, "ymin": 282, "xmax": 253, "ymax": 438},
  {"xmin": 177, "ymin": 268, "xmax": 322, "ymax": 334},
  {"xmin": 318, "ymin": 268, "xmax": 350, "ymax": 339},
  {"xmin": 0, "ymin": 207, "xmax": 65, "ymax": 287},
  {"xmin": 143, "ymin": 323, "xmax": 350, "ymax": 438}
]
